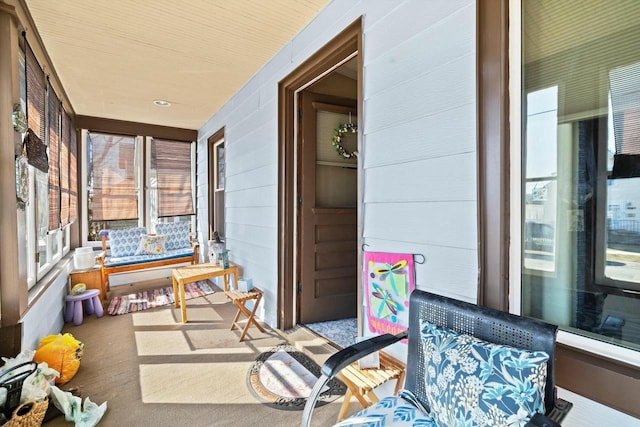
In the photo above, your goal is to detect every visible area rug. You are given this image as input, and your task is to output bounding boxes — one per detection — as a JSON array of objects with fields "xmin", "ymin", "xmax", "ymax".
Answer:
[
  {"xmin": 106, "ymin": 281, "xmax": 214, "ymax": 315},
  {"xmin": 304, "ymin": 318, "xmax": 358, "ymax": 349},
  {"xmin": 246, "ymin": 343, "xmax": 346, "ymax": 410}
]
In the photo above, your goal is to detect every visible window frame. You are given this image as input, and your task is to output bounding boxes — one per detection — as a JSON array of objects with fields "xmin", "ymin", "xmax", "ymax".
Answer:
[
  {"xmin": 207, "ymin": 128, "xmax": 225, "ymax": 240},
  {"xmin": 21, "ymin": 38, "xmax": 71, "ymax": 285},
  {"xmin": 81, "ymin": 130, "xmax": 196, "ymax": 246},
  {"xmin": 147, "ymin": 137, "xmax": 196, "ymax": 224},
  {"xmin": 508, "ymin": 0, "xmax": 639, "ymax": 368}
]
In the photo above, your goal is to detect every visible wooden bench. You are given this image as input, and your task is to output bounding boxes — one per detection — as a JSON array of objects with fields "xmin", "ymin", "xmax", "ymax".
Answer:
[{"xmin": 97, "ymin": 223, "xmax": 199, "ymax": 294}]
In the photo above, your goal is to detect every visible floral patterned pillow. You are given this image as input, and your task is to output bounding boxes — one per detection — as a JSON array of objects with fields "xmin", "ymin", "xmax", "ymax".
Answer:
[
  {"xmin": 420, "ymin": 320, "xmax": 549, "ymax": 427},
  {"xmin": 135, "ymin": 235, "xmax": 167, "ymax": 255}
]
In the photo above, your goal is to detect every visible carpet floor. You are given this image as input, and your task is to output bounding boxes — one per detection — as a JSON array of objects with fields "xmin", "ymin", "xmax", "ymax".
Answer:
[{"xmin": 47, "ymin": 281, "xmax": 356, "ymax": 427}]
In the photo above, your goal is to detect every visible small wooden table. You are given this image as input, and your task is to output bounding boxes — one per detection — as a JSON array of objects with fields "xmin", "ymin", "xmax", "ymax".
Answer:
[
  {"xmin": 225, "ymin": 288, "xmax": 265, "ymax": 342},
  {"xmin": 336, "ymin": 351, "xmax": 406, "ymax": 422},
  {"xmin": 172, "ymin": 262, "xmax": 240, "ymax": 323}
]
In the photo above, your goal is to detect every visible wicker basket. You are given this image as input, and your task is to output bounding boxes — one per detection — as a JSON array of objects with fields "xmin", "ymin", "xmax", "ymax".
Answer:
[{"xmin": 5, "ymin": 399, "xmax": 48, "ymax": 427}]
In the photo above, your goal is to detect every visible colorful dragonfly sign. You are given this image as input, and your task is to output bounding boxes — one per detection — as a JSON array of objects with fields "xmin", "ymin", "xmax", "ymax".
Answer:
[{"xmin": 364, "ymin": 252, "xmax": 416, "ymax": 339}]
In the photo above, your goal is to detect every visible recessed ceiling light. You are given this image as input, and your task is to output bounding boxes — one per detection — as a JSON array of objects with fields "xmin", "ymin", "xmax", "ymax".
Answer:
[{"xmin": 153, "ymin": 99, "xmax": 171, "ymax": 107}]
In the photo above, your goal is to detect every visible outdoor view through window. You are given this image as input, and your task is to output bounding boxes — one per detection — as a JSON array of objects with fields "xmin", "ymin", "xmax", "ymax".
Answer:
[{"xmin": 522, "ymin": 1, "xmax": 640, "ymax": 353}]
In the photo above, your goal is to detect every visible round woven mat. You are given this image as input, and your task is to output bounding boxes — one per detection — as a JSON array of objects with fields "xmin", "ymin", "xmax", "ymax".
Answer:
[{"xmin": 246, "ymin": 343, "xmax": 345, "ymax": 411}]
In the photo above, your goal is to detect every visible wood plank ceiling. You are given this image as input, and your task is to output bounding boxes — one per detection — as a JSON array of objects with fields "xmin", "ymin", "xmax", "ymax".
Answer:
[{"xmin": 23, "ymin": 0, "xmax": 331, "ymax": 130}]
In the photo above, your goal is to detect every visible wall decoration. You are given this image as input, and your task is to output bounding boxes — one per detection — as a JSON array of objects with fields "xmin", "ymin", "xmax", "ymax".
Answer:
[
  {"xmin": 15, "ymin": 155, "xmax": 29, "ymax": 208},
  {"xmin": 364, "ymin": 251, "xmax": 416, "ymax": 339},
  {"xmin": 24, "ymin": 128, "xmax": 49, "ymax": 173},
  {"xmin": 331, "ymin": 122, "xmax": 358, "ymax": 159},
  {"xmin": 12, "ymin": 104, "xmax": 27, "ymax": 133}
]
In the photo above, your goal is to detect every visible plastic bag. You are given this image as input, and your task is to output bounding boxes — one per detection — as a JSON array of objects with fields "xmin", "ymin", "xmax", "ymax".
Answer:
[
  {"xmin": 33, "ymin": 333, "xmax": 83, "ymax": 385},
  {"xmin": 50, "ymin": 386, "xmax": 107, "ymax": 427}
]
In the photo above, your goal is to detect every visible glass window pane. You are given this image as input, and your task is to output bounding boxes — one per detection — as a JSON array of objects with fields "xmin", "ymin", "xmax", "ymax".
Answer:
[
  {"xmin": 36, "ymin": 170, "xmax": 48, "ymax": 268},
  {"xmin": 522, "ymin": 1, "xmax": 640, "ymax": 352}
]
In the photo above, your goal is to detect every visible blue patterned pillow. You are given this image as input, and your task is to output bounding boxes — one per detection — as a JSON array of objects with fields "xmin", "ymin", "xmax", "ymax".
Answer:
[
  {"xmin": 420, "ymin": 320, "xmax": 548, "ymax": 427},
  {"xmin": 109, "ymin": 227, "xmax": 147, "ymax": 257},
  {"xmin": 155, "ymin": 222, "xmax": 191, "ymax": 250}
]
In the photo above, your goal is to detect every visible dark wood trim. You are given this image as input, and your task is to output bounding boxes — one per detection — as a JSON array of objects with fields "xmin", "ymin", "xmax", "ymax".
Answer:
[
  {"xmin": 0, "ymin": 323, "xmax": 22, "ymax": 359},
  {"xmin": 75, "ymin": 115, "xmax": 197, "ymax": 141},
  {"xmin": 278, "ymin": 18, "xmax": 361, "ymax": 330},
  {"xmin": 557, "ymin": 344, "xmax": 640, "ymax": 419},
  {"xmin": 476, "ymin": 0, "xmax": 509, "ymax": 311},
  {"xmin": 207, "ymin": 128, "xmax": 225, "ymax": 240}
]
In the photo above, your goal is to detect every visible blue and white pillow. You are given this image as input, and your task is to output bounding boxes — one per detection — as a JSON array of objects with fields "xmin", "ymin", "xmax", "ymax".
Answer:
[
  {"xmin": 155, "ymin": 221, "xmax": 191, "ymax": 250},
  {"xmin": 109, "ymin": 227, "xmax": 146, "ymax": 257},
  {"xmin": 420, "ymin": 320, "xmax": 548, "ymax": 427},
  {"xmin": 135, "ymin": 235, "xmax": 167, "ymax": 255}
]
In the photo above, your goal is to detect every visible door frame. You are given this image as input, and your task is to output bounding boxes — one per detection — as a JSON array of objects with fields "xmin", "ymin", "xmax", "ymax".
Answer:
[{"xmin": 277, "ymin": 18, "xmax": 363, "ymax": 330}]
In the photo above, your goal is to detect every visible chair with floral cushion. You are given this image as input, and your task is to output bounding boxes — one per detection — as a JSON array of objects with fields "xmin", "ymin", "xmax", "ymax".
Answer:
[{"xmin": 302, "ymin": 290, "xmax": 572, "ymax": 427}]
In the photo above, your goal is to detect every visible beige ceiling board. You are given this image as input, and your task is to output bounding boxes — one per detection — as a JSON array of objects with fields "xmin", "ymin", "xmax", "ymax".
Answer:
[{"xmin": 23, "ymin": 0, "xmax": 330, "ymax": 130}]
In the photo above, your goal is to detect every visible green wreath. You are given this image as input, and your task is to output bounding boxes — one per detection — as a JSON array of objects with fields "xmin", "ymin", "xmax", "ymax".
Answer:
[{"xmin": 331, "ymin": 122, "xmax": 358, "ymax": 159}]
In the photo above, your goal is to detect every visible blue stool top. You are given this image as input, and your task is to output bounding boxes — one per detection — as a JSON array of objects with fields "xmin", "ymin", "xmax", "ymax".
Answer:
[{"xmin": 65, "ymin": 288, "xmax": 100, "ymax": 301}]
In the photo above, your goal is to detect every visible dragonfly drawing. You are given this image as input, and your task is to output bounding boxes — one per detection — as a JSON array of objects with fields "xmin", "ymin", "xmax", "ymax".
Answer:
[
  {"xmin": 371, "ymin": 282, "xmax": 403, "ymax": 319},
  {"xmin": 373, "ymin": 259, "xmax": 408, "ymax": 297}
]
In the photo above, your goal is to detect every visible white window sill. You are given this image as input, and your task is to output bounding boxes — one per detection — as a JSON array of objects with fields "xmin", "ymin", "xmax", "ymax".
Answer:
[{"xmin": 558, "ymin": 388, "xmax": 639, "ymax": 426}]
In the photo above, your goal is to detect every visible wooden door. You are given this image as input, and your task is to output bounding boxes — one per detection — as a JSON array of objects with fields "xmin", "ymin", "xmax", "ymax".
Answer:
[{"xmin": 299, "ymin": 92, "xmax": 358, "ymax": 323}]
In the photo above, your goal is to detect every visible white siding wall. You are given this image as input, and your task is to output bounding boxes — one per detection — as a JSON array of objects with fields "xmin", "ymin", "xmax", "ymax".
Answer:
[
  {"xmin": 21, "ymin": 264, "xmax": 70, "ymax": 351},
  {"xmin": 362, "ymin": 0, "xmax": 477, "ymax": 303},
  {"xmin": 197, "ymin": 0, "xmax": 478, "ymax": 327}
]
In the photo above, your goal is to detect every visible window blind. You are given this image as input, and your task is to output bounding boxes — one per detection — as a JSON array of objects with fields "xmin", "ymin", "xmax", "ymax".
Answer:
[
  {"xmin": 26, "ymin": 45, "xmax": 45, "ymax": 143},
  {"xmin": 60, "ymin": 107, "xmax": 70, "ymax": 226},
  {"xmin": 89, "ymin": 132, "xmax": 138, "ymax": 221},
  {"xmin": 68, "ymin": 112, "xmax": 78, "ymax": 223},
  {"xmin": 610, "ymin": 62, "xmax": 640, "ymax": 178},
  {"xmin": 152, "ymin": 139, "xmax": 194, "ymax": 217},
  {"xmin": 48, "ymin": 82, "xmax": 61, "ymax": 231}
]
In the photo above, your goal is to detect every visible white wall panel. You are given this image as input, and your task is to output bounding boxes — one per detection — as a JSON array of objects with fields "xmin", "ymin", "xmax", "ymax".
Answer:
[
  {"xmin": 225, "ymin": 186, "xmax": 277, "ymax": 209},
  {"xmin": 225, "ymin": 206, "xmax": 277, "ymax": 229},
  {"xmin": 21, "ymin": 268, "xmax": 68, "ymax": 351},
  {"xmin": 290, "ymin": 0, "xmax": 361, "ymax": 61},
  {"xmin": 197, "ymin": 0, "xmax": 478, "ymax": 328},
  {"xmin": 225, "ymin": 222, "xmax": 276, "ymax": 250},
  {"xmin": 224, "ymin": 164, "xmax": 277, "ymax": 192},
  {"xmin": 364, "ymin": 54, "xmax": 475, "ymax": 133},
  {"xmin": 363, "ymin": 103, "xmax": 476, "ymax": 168},
  {"xmin": 364, "ymin": 152, "xmax": 476, "ymax": 203},
  {"xmin": 364, "ymin": 201, "xmax": 477, "ymax": 250},
  {"xmin": 364, "ymin": 0, "xmax": 471, "ymax": 63},
  {"xmin": 365, "ymin": 4, "xmax": 475, "ymax": 98}
]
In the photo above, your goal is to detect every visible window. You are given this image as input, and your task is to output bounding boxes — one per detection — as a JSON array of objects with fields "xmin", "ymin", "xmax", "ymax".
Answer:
[
  {"xmin": 521, "ymin": 1, "xmax": 640, "ymax": 355},
  {"xmin": 83, "ymin": 132, "xmax": 195, "ymax": 243},
  {"xmin": 150, "ymin": 138, "xmax": 195, "ymax": 220},
  {"xmin": 21, "ymin": 38, "xmax": 75, "ymax": 286},
  {"xmin": 85, "ymin": 131, "xmax": 140, "ymax": 241},
  {"xmin": 208, "ymin": 133, "xmax": 225, "ymax": 239}
]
